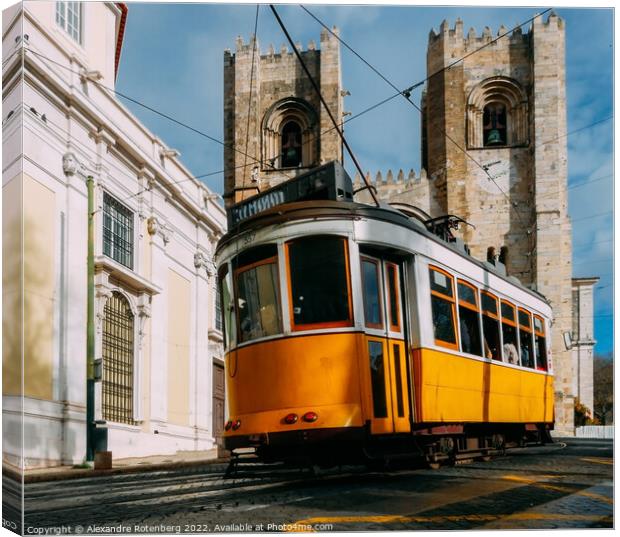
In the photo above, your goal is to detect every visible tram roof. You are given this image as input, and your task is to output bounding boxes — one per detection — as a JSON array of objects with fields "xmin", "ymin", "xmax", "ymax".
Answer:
[{"xmin": 217, "ymin": 200, "xmax": 550, "ymax": 306}]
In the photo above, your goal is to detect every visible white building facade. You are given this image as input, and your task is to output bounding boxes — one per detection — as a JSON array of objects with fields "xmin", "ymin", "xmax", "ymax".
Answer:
[{"xmin": 2, "ymin": 1, "xmax": 227, "ymax": 468}]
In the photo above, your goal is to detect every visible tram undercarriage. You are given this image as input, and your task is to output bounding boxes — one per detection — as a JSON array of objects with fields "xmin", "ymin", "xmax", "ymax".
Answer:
[{"xmin": 225, "ymin": 422, "xmax": 554, "ymax": 471}]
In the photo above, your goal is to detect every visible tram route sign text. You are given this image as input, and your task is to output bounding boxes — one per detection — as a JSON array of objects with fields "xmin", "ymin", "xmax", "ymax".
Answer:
[
  {"xmin": 230, "ymin": 190, "xmax": 285, "ymax": 227},
  {"xmin": 227, "ymin": 160, "xmax": 354, "ymax": 228}
]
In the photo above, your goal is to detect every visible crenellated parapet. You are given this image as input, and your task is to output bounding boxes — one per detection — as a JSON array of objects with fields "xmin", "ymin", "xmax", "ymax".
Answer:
[
  {"xmin": 353, "ymin": 168, "xmax": 427, "ymax": 190},
  {"xmin": 225, "ymin": 27, "xmax": 338, "ymax": 61},
  {"xmin": 427, "ymin": 12, "xmax": 563, "ymax": 52},
  {"xmin": 353, "ymin": 168, "xmax": 440, "ymax": 217}
]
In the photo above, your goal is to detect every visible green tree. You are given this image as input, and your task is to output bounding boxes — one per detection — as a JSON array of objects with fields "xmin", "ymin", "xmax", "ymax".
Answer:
[{"xmin": 593, "ymin": 353, "xmax": 613, "ymax": 425}]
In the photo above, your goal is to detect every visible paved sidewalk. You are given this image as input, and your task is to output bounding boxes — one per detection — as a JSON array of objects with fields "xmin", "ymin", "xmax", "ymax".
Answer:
[{"xmin": 4, "ymin": 448, "xmax": 230, "ymax": 483}]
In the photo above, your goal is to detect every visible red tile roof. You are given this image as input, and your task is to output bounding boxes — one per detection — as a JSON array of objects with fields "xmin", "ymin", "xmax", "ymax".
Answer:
[{"xmin": 115, "ymin": 3, "xmax": 128, "ymax": 80}]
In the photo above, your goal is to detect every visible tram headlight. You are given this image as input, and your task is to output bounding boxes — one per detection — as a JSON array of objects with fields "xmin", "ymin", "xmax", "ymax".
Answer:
[
  {"xmin": 224, "ymin": 420, "xmax": 233, "ymax": 431},
  {"xmin": 232, "ymin": 419, "xmax": 242, "ymax": 431},
  {"xmin": 284, "ymin": 413, "xmax": 298, "ymax": 425},
  {"xmin": 302, "ymin": 411, "xmax": 318, "ymax": 423}
]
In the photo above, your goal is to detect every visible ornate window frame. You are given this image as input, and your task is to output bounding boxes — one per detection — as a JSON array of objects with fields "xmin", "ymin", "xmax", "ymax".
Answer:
[
  {"xmin": 95, "ymin": 272, "xmax": 155, "ymax": 425},
  {"xmin": 261, "ymin": 98, "xmax": 319, "ymax": 170},
  {"xmin": 467, "ymin": 77, "xmax": 528, "ymax": 149}
]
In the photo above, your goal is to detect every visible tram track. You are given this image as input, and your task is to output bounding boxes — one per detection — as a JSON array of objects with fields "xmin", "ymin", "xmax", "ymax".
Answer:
[{"xmin": 21, "ymin": 442, "xmax": 568, "ymax": 528}]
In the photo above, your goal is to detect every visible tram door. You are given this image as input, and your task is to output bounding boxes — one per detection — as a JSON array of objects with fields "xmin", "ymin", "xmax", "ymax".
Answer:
[{"xmin": 360, "ymin": 256, "xmax": 410, "ymax": 434}]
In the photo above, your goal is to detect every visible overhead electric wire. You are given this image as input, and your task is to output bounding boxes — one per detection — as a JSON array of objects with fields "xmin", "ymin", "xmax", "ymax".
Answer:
[
  {"xmin": 571, "ymin": 210, "xmax": 613, "ymax": 224},
  {"xmin": 23, "ymin": 47, "xmax": 274, "ymax": 174},
  {"xmin": 535, "ymin": 115, "xmax": 613, "ymax": 148},
  {"xmin": 22, "ymin": 10, "xmax": 611, "ymax": 220},
  {"xmin": 23, "ymin": 45, "xmax": 399, "ymax": 186},
  {"xmin": 22, "ymin": 103, "xmax": 222, "ymax": 206},
  {"xmin": 240, "ymin": 4, "xmax": 261, "ymax": 195},
  {"xmin": 300, "ymin": 5, "xmax": 553, "ymax": 228},
  {"xmin": 270, "ymin": 4, "xmax": 380, "ymax": 206}
]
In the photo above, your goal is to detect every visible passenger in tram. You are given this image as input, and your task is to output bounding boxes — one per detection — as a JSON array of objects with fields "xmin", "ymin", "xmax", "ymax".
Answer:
[
  {"xmin": 503, "ymin": 342, "xmax": 519, "ymax": 364},
  {"xmin": 460, "ymin": 317, "xmax": 472, "ymax": 354},
  {"xmin": 484, "ymin": 339, "xmax": 493, "ymax": 359}
]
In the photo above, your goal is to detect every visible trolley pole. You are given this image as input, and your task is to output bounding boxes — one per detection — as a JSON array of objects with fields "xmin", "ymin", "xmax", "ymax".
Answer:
[{"xmin": 86, "ymin": 175, "xmax": 95, "ymax": 463}]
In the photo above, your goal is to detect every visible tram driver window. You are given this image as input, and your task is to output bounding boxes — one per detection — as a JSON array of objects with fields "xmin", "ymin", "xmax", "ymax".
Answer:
[
  {"xmin": 218, "ymin": 265, "xmax": 235, "ymax": 349},
  {"xmin": 361, "ymin": 257, "xmax": 383, "ymax": 329},
  {"xmin": 534, "ymin": 316, "xmax": 548, "ymax": 371},
  {"xmin": 501, "ymin": 301, "xmax": 520, "ymax": 365},
  {"xmin": 429, "ymin": 267, "xmax": 458, "ymax": 349},
  {"xmin": 287, "ymin": 236, "xmax": 352, "ymax": 329},
  {"xmin": 233, "ymin": 244, "xmax": 282, "ymax": 343}
]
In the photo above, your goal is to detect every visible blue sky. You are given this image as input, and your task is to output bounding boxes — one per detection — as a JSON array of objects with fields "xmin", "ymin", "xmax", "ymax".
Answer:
[{"xmin": 115, "ymin": 4, "xmax": 613, "ymax": 354}]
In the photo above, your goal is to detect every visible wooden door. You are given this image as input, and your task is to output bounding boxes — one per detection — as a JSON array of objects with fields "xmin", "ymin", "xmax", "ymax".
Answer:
[{"xmin": 212, "ymin": 361, "xmax": 225, "ymax": 450}]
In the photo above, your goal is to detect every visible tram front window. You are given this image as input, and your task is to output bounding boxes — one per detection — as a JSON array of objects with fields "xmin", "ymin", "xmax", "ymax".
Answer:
[
  {"xmin": 287, "ymin": 236, "xmax": 352, "ymax": 329},
  {"xmin": 234, "ymin": 244, "xmax": 282, "ymax": 343},
  {"xmin": 218, "ymin": 265, "xmax": 235, "ymax": 349}
]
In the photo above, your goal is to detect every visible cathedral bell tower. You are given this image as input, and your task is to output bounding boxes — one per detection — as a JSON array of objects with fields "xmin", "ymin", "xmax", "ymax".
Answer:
[{"xmin": 223, "ymin": 28, "xmax": 343, "ymax": 205}]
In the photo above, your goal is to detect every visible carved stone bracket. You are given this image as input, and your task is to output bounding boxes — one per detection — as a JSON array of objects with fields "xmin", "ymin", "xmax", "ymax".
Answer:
[
  {"xmin": 62, "ymin": 151, "xmax": 88, "ymax": 178},
  {"xmin": 147, "ymin": 216, "xmax": 172, "ymax": 245},
  {"xmin": 194, "ymin": 251, "xmax": 215, "ymax": 277},
  {"xmin": 95, "ymin": 284, "xmax": 113, "ymax": 335},
  {"xmin": 136, "ymin": 294, "xmax": 152, "ymax": 350}
]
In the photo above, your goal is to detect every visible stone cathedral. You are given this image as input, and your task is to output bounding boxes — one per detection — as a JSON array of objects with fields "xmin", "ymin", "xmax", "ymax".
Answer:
[{"xmin": 222, "ymin": 13, "xmax": 596, "ymax": 435}]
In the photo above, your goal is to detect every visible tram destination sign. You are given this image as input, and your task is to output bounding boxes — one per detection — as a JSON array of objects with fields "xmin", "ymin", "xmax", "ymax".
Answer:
[{"xmin": 227, "ymin": 161, "xmax": 354, "ymax": 228}]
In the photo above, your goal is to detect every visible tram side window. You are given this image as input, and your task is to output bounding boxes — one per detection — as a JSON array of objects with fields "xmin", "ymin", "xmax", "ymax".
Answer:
[
  {"xmin": 218, "ymin": 264, "xmax": 235, "ymax": 349},
  {"xmin": 234, "ymin": 244, "xmax": 282, "ymax": 343},
  {"xmin": 501, "ymin": 301, "xmax": 519, "ymax": 365},
  {"xmin": 457, "ymin": 281, "xmax": 483, "ymax": 356},
  {"xmin": 518, "ymin": 309, "xmax": 535, "ymax": 369},
  {"xmin": 287, "ymin": 236, "xmax": 352, "ymax": 329},
  {"xmin": 481, "ymin": 292, "xmax": 501, "ymax": 360},
  {"xmin": 534, "ymin": 316, "xmax": 548, "ymax": 371},
  {"xmin": 429, "ymin": 267, "xmax": 457, "ymax": 349},
  {"xmin": 361, "ymin": 257, "xmax": 383, "ymax": 329}
]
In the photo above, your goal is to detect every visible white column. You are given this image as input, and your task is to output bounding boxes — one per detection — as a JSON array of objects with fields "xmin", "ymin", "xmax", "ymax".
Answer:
[
  {"xmin": 193, "ymin": 249, "xmax": 214, "ymax": 444},
  {"xmin": 61, "ymin": 154, "xmax": 88, "ymax": 464},
  {"xmin": 148, "ymin": 220, "xmax": 168, "ymax": 425}
]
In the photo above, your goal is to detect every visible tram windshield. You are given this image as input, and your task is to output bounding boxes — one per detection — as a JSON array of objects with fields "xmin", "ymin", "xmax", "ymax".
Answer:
[
  {"xmin": 233, "ymin": 244, "xmax": 282, "ymax": 343},
  {"xmin": 287, "ymin": 236, "xmax": 352, "ymax": 329},
  {"xmin": 218, "ymin": 265, "xmax": 235, "ymax": 349}
]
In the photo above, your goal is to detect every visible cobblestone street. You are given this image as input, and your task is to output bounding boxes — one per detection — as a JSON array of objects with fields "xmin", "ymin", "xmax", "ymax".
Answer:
[{"xmin": 6, "ymin": 438, "xmax": 612, "ymax": 533}]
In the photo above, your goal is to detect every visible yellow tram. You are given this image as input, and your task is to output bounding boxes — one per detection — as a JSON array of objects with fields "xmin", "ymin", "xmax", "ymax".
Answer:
[{"xmin": 216, "ymin": 162, "xmax": 554, "ymax": 466}]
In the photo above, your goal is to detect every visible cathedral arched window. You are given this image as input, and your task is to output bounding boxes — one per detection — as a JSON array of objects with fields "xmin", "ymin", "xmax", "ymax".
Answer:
[
  {"xmin": 281, "ymin": 121, "xmax": 303, "ymax": 168},
  {"xmin": 102, "ymin": 291, "xmax": 135, "ymax": 424},
  {"xmin": 467, "ymin": 77, "xmax": 528, "ymax": 149},
  {"xmin": 262, "ymin": 98, "xmax": 319, "ymax": 170}
]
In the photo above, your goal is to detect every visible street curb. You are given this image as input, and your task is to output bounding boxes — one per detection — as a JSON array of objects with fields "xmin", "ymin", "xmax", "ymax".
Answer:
[{"xmin": 3, "ymin": 458, "xmax": 231, "ymax": 484}]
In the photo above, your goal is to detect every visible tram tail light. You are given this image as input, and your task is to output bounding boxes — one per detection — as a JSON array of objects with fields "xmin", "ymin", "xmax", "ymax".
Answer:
[
  {"xmin": 231, "ymin": 419, "xmax": 242, "ymax": 431},
  {"xmin": 284, "ymin": 413, "xmax": 298, "ymax": 425},
  {"xmin": 302, "ymin": 411, "xmax": 318, "ymax": 423},
  {"xmin": 224, "ymin": 420, "xmax": 233, "ymax": 431}
]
